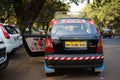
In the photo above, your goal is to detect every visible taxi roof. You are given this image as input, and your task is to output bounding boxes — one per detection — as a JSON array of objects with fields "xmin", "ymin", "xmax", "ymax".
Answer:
[
  {"xmin": 54, "ymin": 11, "xmax": 88, "ymax": 19},
  {"xmin": 54, "ymin": 18, "xmax": 91, "ymax": 20}
]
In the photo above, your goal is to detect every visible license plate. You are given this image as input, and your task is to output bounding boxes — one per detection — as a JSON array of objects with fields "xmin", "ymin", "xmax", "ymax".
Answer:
[
  {"xmin": 14, "ymin": 36, "xmax": 19, "ymax": 41},
  {"xmin": 65, "ymin": 41, "xmax": 87, "ymax": 48}
]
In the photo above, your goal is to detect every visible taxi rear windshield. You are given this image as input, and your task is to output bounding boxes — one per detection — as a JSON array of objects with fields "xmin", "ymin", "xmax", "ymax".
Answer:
[{"xmin": 51, "ymin": 23, "xmax": 98, "ymax": 36}]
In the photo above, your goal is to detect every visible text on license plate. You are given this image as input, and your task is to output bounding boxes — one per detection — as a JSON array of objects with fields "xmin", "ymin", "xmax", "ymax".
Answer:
[{"xmin": 65, "ymin": 41, "xmax": 87, "ymax": 48}]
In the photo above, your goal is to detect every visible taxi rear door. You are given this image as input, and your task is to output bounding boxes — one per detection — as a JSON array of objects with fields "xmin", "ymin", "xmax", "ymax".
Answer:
[{"xmin": 22, "ymin": 21, "xmax": 49, "ymax": 57}]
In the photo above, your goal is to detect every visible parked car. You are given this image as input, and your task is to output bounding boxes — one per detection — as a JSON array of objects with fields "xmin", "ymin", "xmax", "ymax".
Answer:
[
  {"xmin": 0, "ymin": 23, "xmax": 22, "ymax": 54},
  {"xmin": 12, "ymin": 25, "xmax": 23, "ymax": 45},
  {"xmin": 0, "ymin": 38, "xmax": 9, "ymax": 69},
  {"xmin": 23, "ymin": 18, "xmax": 104, "ymax": 76},
  {"xmin": 102, "ymin": 29, "xmax": 113, "ymax": 38}
]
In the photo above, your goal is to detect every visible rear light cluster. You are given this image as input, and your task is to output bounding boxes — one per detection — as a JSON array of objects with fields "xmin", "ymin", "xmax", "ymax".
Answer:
[
  {"xmin": 0, "ymin": 24, "xmax": 10, "ymax": 39},
  {"xmin": 97, "ymin": 37, "xmax": 103, "ymax": 53},
  {"xmin": 45, "ymin": 38, "xmax": 54, "ymax": 53},
  {"xmin": 88, "ymin": 20, "xmax": 95, "ymax": 25},
  {"xmin": 50, "ymin": 19, "xmax": 60, "ymax": 26},
  {"xmin": 50, "ymin": 19, "xmax": 85, "ymax": 26}
]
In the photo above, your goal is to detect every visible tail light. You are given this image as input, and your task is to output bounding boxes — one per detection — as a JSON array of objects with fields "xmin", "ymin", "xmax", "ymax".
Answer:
[
  {"xmin": 45, "ymin": 38, "xmax": 54, "ymax": 53},
  {"xmin": 0, "ymin": 24, "xmax": 10, "ymax": 39},
  {"xmin": 97, "ymin": 37, "xmax": 103, "ymax": 53},
  {"xmin": 50, "ymin": 19, "xmax": 60, "ymax": 26}
]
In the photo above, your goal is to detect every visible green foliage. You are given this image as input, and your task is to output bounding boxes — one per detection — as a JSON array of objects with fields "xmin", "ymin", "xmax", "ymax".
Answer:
[
  {"xmin": 0, "ymin": 0, "xmax": 90, "ymax": 34},
  {"xmin": 0, "ymin": 0, "xmax": 16, "ymax": 23},
  {"xmin": 69, "ymin": 0, "xmax": 90, "ymax": 4},
  {"xmin": 84, "ymin": 0, "xmax": 120, "ymax": 31},
  {"xmin": 37, "ymin": 0, "xmax": 69, "ymax": 21},
  {"xmin": 0, "ymin": 0, "xmax": 10, "ymax": 15}
]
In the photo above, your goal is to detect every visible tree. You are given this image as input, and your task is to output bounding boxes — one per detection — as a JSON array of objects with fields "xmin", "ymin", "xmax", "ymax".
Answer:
[
  {"xmin": 0, "ymin": 0, "xmax": 90, "ymax": 34},
  {"xmin": 84, "ymin": 0, "xmax": 120, "ymax": 31},
  {"xmin": 0, "ymin": 0, "xmax": 13, "ymax": 23},
  {"xmin": 11, "ymin": 0, "xmax": 47, "ymax": 34},
  {"xmin": 37, "ymin": 0, "xmax": 69, "ymax": 21}
]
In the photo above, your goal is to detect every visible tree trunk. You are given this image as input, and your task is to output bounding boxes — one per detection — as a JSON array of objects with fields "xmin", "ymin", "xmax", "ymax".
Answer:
[
  {"xmin": 0, "ymin": 18, "xmax": 5, "ymax": 23},
  {"xmin": 12, "ymin": 0, "xmax": 46, "ymax": 34}
]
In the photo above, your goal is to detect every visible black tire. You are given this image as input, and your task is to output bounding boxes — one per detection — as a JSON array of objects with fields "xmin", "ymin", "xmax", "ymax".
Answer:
[
  {"xmin": 46, "ymin": 73, "xmax": 51, "ymax": 76},
  {"xmin": 109, "ymin": 36, "xmax": 111, "ymax": 38},
  {"xmin": 45, "ymin": 68, "xmax": 58, "ymax": 76},
  {"xmin": 91, "ymin": 68, "xmax": 101, "ymax": 75},
  {"xmin": 7, "ymin": 51, "xmax": 15, "ymax": 56},
  {"xmin": 45, "ymin": 72, "xmax": 55, "ymax": 77}
]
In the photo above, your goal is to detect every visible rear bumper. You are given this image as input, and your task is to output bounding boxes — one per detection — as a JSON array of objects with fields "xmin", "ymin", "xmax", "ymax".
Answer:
[
  {"xmin": 5, "ymin": 43, "xmax": 22, "ymax": 53},
  {"xmin": 45, "ymin": 54, "xmax": 104, "ymax": 68}
]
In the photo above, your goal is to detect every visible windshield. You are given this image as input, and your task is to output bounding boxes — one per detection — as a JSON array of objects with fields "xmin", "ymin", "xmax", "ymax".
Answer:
[{"xmin": 51, "ymin": 23, "xmax": 98, "ymax": 37}]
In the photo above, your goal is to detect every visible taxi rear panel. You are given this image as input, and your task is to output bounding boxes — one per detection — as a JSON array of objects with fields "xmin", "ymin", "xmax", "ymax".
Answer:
[{"xmin": 52, "ymin": 35, "xmax": 98, "ymax": 54}]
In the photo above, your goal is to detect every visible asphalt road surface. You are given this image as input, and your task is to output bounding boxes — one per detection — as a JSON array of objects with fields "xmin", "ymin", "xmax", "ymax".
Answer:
[{"xmin": 0, "ymin": 38, "xmax": 120, "ymax": 80}]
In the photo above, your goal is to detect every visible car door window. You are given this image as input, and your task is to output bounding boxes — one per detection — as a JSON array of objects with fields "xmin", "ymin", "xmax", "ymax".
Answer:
[
  {"xmin": 4, "ymin": 26, "xmax": 17, "ymax": 34},
  {"xmin": 10, "ymin": 26, "xmax": 19, "ymax": 34}
]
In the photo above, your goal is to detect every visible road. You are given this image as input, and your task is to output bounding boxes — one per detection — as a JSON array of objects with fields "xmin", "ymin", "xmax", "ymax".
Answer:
[{"xmin": 0, "ymin": 38, "xmax": 120, "ymax": 80}]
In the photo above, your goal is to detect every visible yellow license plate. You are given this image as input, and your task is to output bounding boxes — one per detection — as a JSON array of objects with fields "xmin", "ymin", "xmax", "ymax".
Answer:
[
  {"xmin": 106, "ymin": 32, "xmax": 109, "ymax": 34},
  {"xmin": 65, "ymin": 41, "xmax": 87, "ymax": 48}
]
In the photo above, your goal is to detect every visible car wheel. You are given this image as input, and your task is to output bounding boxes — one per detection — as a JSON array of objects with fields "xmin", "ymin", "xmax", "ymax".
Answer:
[
  {"xmin": 46, "ymin": 72, "xmax": 56, "ymax": 76},
  {"xmin": 91, "ymin": 68, "xmax": 101, "ymax": 75},
  {"xmin": 45, "ymin": 68, "xmax": 58, "ymax": 76},
  {"xmin": 8, "ymin": 51, "xmax": 15, "ymax": 56},
  {"xmin": 46, "ymin": 73, "xmax": 51, "ymax": 76}
]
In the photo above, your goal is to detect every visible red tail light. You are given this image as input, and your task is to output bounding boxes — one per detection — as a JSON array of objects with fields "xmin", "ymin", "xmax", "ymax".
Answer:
[
  {"xmin": 97, "ymin": 37, "xmax": 103, "ymax": 53},
  {"xmin": 88, "ymin": 20, "xmax": 95, "ymax": 25},
  {"xmin": 50, "ymin": 19, "xmax": 60, "ymax": 26},
  {"xmin": 0, "ymin": 24, "xmax": 10, "ymax": 39},
  {"xmin": 45, "ymin": 38, "xmax": 54, "ymax": 53}
]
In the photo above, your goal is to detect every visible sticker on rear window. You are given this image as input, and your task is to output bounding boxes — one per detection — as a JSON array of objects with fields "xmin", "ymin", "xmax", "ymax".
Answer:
[{"xmin": 61, "ymin": 19, "xmax": 85, "ymax": 23}]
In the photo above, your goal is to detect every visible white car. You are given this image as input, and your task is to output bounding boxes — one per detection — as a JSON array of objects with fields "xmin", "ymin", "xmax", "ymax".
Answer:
[
  {"xmin": 12, "ymin": 25, "xmax": 23, "ymax": 45},
  {"xmin": 0, "ymin": 23, "xmax": 22, "ymax": 54},
  {"xmin": 0, "ymin": 38, "xmax": 8, "ymax": 69}
]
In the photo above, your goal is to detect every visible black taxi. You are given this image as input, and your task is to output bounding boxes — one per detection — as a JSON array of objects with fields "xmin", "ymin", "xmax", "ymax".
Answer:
[
  {"xmin": 23, "ymin": 14, "xmax": 104, "ymax": 76},
  {"xmin": 45, "ymin": 18, "xmax": 104, "ymax": 74}
]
